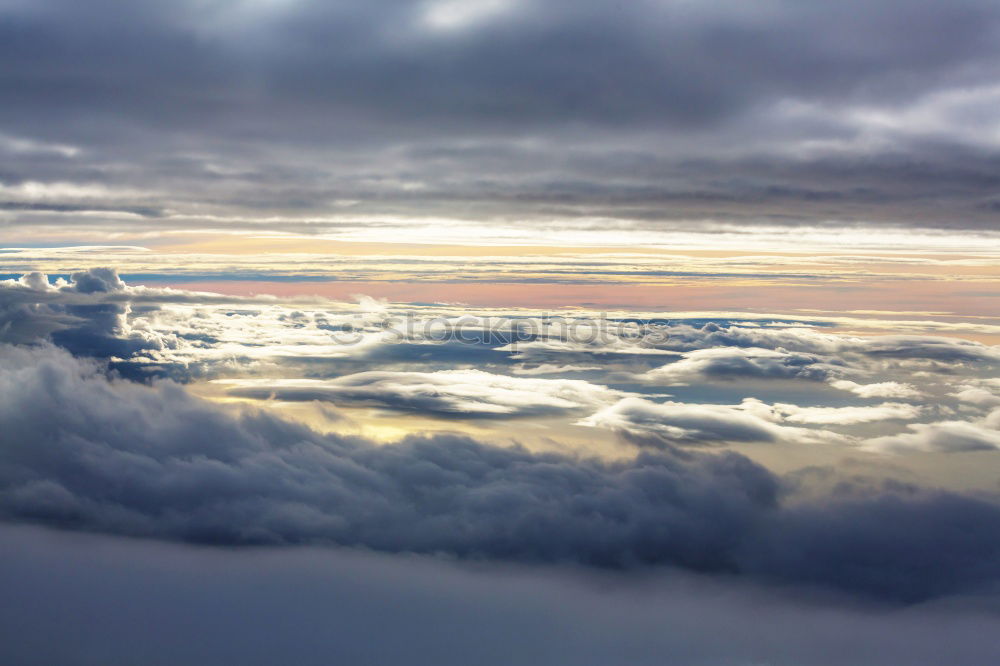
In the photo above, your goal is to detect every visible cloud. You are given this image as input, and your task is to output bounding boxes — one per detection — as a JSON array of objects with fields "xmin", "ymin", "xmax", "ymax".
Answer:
[
  {"xmin": 863, "ymin": 420, "xmax": 1000, "ymax": 454},
  {"xmin": 510, "ymin": 362, "xmax": 603, "ymax": 375},
  {"xmin": 0, "ymin": 269, "xmax": 394, "ymax": 378},
  {"xmin": 0, "ymin": 343, "xmax": 781, "ymax": 573},
  {"xmin": 579, "ymin": 397, "xmax": 847, "ymax": 447},
  {"xmin": 3, "ymin": 1, "xmax": 1000, "ymax": 235},
  {"xmin": 859, "ymin": 336, "xmax": 1000, "ymax": 363},
  {"xmin": 8, "ymin": 0, "xmax": 997, "ymax": 136},
  {"xmin": 218, "ymin": 369, "xmax": 628, "ymax": 418},
  {"xmin": 660, "ymin": 324, "xmax": 1000, "ymax": 366},
  {"xmin": 0, "ymin": 267, "xmax": 292, "ymax": 353},
  {"xmin": 0, "ymin": 268, "xmax": 164, "ymax": 357},
  {"xmin": 643, "ymin": 347, "xmax": 839, "ymax": 385},
  {"xmin": 951, "ymin": 380, "xmax": 1000, "ymax": 407},
  {"xmin": 4, "ymin": 270, "xmax": 997, "ymax": 391},
  {"xmin": 831, "ymin": 379, "xmax": 926, "ymax": 399},
  {"xmin": 3, "ymin": 343, "xmax": 1000, "ymax": 601},
  {"xmin": 497, "ymin": 333, "xmax": 677, "ymax": 358},
  {"xmin": 663, "ymin": 322, "xmax": 850, "ymax": 354},
  {"xmin": 5, "ymin": 525, "xmax": 1000, "ymax": 666},
  {"xmin": 3, "ymin": 269, "xmax": 997, "ymax": 461},
  {"xmin": 739, "ymin": 398, "xmax": 923, "ymax": 425}
]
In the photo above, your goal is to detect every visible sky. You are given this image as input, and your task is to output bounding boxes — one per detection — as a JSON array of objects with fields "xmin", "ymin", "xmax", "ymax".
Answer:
[{"xmin": 2, "ymin": 1, "xmax": 1000, "ymax": 664}]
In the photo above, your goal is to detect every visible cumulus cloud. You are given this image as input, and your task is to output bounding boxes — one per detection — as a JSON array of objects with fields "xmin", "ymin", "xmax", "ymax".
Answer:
[
  {"xmin": 859, "ymin": 336, "xmax": 1000, "ymax": 363},
  {"xmin": 4, "ymin": 344, "xmax": 1000, "ymax": 601},
  {"xmin": 218, "ymin": 369, "xmax": 628, "ymax": 418},
  {"xmin": 4, "ymin": 270, "xmax": 998, "ymax": 459},
  {"xmin": 831, "ymin": 379, "xmax": 926, "ymax": 399},
  {"xmin": 5, "ymin": 270, "xmax": 996, "ymax": 386},
  {"xmin": 579, "ymin": 397, "xmax": 848, "ymax": 447},
  {"xmin": 652, "ymin": 323, "xmax": 1000, "ymax": 368},
  {"xmin": 663, "ymin": 323, "xmax": 850, "ymax": 355},
  {"xmin": 0, "ymin": 268, "xmax": 163, "ymax": 357},
  {"xmin": 510, "ymin": 363, "xmax": 603, "ymax": 375},
  {"xmin": 0, "ymin": 269, "xmax": 410, "ymax": 379},
  {"xmin": 498, "ymin": 335, "xmax": 677, "ymax": 358},
  {"xmin": 0, "ymin": 268, "xmax": 300, "ymax": 361},
  {"xmin": 864, "ymin": 421, "xmax": 1000, "ymax": 454},
  {"xmin": 952, "ymin": 387, "xmax": 1000, "ymax": 407},
  {"xmin": 0, "ymin": 343, "xmax": 779, "ymax": 573},
  {"xmin": 643, "ymin": 347, "xmax": 839, "ymax": 385},
  {"xmin": 739, "ymin": 398, "xmax": 923, "ymax": 425},
  {"xmin": 951, "ymin": 379, "xmax": 1000, "ymax": 407}
]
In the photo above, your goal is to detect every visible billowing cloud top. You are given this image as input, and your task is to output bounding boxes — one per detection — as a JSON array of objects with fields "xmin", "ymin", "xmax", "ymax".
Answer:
[{"xmin": 4, "ymin": 342, "xmax": 1000, "ymax": 604}]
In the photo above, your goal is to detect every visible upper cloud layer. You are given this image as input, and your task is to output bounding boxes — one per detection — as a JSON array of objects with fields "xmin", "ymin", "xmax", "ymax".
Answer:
[{"xmin": 4, "ymin": 1, "xmax": 1000, "ymax": 235}]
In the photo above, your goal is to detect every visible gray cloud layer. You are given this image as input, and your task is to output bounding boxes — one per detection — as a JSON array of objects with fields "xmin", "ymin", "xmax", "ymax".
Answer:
[
  {"xmin": 3, "ymin": 1, "xmax": 1000, "ymax": 232},
  {"xmin": 3, "ymin": 343, "xmax": 1000, "ymax": 602},
  {"xmin": 4, "ymin": 523, "xmax": 1000, "ymax": 666}
]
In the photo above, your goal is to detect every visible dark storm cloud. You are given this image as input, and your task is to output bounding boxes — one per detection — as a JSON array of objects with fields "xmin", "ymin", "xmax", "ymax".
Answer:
[
  {"xmin": 2, "ymin": 0, "xmax": 1000, "ymax": 230},
  {"xmin": 3, "ymin": 343, "xmax": 1000, "ymax": 602}
]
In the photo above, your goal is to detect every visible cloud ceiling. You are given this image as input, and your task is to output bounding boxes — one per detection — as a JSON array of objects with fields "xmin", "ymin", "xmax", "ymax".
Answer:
[{"xmin": 3, "ymin": 0, "xmax": 1000, "ymax": 239}]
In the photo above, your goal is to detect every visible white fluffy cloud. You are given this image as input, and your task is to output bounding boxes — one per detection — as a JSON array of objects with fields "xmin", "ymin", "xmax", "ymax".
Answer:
[
  {"xmin": 830, "ymin": 380, "xmax": 925, "ymax": 399},
  {"xmin": 863, "ymin": 419, "xmax": 1000, "ymax": 454},
  {"xmin": 218, "ymin": 369, "xmax": 629, "ymax": 417},
  {"xmin": 950, "ymin": 379, "xmax": 1000, "ymax": 407},
  {"xmin": 644, "ymin": 347, "xmax": 839, "ymax": 385},
  {"xmin": 4, "ymin": 269, "xmax": 1000, "ymax": 458},
  {"xmin": 578, "ymin": 397, "xmax": 848, "ymax": 447},
  {"xmin": 740, "ymin": 398, "xmax": 923, "ymax": 426}
]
